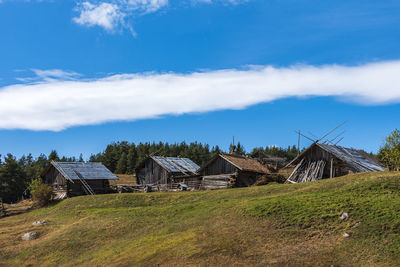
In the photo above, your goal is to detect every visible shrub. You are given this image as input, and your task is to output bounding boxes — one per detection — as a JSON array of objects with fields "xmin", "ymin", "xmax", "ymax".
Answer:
[
  {"xmin": 28, "ymin": 178, "xmax": 43, "ymax": 196},
  {"xmin": 32, "ymin": 184, "xmax": 53, "ymax": 207}
]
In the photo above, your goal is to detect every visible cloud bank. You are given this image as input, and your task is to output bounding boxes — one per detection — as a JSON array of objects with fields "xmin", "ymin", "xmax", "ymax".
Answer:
[{"xmin": 2, "ymin": 61, "xmax": 400, "ymax": 131}]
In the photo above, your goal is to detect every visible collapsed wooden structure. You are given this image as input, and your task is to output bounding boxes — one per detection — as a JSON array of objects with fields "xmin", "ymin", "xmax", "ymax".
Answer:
[
  {"xmin": 135, "ymin": 156, "xmax": 200, "ymax": 185},
  {"xmin": 198, "ymin": 153, "xmax": 271, "ymax": 189},
  {"xmin": 41, "ymin": 161, "xmax": 118, "ymax": 199},
  {"xmin": 286, "ymin": 143, "xmax": 383, "ymax": 183}
]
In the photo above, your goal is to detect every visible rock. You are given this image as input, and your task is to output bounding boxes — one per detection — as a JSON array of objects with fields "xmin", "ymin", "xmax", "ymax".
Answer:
[
  {"xmin": 343, "ymin": 232, "xmax": 350, "ymax": 238},
  {"xmin": 21, "ymin": 232, "xmax": 39, "ymax": 241},
  {"xmin": 340, "ymin": 212, "xmax": 349, "ymax": 220},
  {"xmin": 32, "ymin": 220, "xmax": 48, "ymax": 226}
]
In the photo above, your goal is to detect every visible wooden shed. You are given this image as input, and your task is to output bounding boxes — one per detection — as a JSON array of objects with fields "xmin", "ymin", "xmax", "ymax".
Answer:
[
  {"xmin": 286, "ymin": 143, "xmax": 383, "ymax": 183},
  {"xmin": 135, "ymin": 156, "xmax": 200, "ymax": 185},
  {"xmin": 198, "ymin": 153, "xmax": 271, "ymax": 188},
  {"xmin": 41, "ymin": 161, "xmax": 118, "ymax": 199}
]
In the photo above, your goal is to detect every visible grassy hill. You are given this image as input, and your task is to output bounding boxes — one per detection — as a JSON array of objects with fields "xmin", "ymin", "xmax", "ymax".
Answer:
[{"xmin": 1, "ymin": 171, "xmax": 400, "ymax": 266}]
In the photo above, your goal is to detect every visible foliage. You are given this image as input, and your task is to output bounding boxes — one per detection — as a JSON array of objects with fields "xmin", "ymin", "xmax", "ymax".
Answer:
[
  {"xmin": 31, "ymin": 184, "xmax": 53, "ymax": 207},
  {"xmin": 0, "ymin": 154, "xmax": 27, "ymax": 203},
  {"xmin": 89, "ymin": 141, "xmax": 223, "ymax": 173},
  {"xmin": 28, "ymin": 178, "xmax": 43, "ymax": 196},
  {"xmin": 250, "ymin": 145, "xmax": 300, "ymax": 160},
  {"xmin": 378, "ymin": 129, "xmax": 400, "ymax": 171}
]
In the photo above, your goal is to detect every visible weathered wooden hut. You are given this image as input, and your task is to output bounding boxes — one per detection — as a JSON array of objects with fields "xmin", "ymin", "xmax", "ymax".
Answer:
[
  {"xmin": 286, "ymin": 143, "xmax": 383, "ymax": 183},
  {"xmin": 41, "ymin": 161, "xmax": 118, "ymax": 199},
  {"xmin": 198, "ymin": 153, "xmax": 271, "ymax": 188},
  {"xmin": 135, "ymin": 156, "xmax": 200, "ymax": 185}
]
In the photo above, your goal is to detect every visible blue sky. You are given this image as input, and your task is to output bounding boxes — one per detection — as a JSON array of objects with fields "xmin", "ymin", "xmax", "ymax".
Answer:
[{"xmin": 0, "ymin": 0, "xmax": 399, "ymax": 158}]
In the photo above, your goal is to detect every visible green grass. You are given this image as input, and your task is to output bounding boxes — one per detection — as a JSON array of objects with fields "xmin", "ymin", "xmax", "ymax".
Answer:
[{"xmin": 1, "ymin": 172, "xmax": 400, "ymax": 266}]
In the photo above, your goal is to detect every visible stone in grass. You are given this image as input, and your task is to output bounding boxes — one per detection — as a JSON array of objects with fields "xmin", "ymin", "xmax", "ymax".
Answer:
[
  {"xmin": 343, "ymin": 232, "xmax": 350, "ymax": 238},
  {"xmin": 340, "ymin": 212, "xmax": 349, "ymax": 220},
  {"xmin": 32, "ymin": 220, "xmax": 48, "ymax": 226},
  {"xmin": 21, "ymin": 232, "xmax": 39, "ymax": 241}
]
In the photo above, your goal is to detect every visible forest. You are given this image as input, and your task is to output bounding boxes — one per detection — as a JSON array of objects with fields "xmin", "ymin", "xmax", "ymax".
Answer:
[{"xmin": 0, "ymin": 141, "xmax": 299, "ymax": 203}]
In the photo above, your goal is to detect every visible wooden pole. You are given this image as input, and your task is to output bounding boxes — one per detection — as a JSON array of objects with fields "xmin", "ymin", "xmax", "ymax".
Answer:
[
  {"xmin": 298, "ymin": 130, "xmax": 301, "ymax": 155},
  {"xmin": 317, "ymin": 121, "xmax": 347, "ymax": 143},
  {"xmin": 330, "ymin": 158, "xmax": 334, "ymax": 178}
]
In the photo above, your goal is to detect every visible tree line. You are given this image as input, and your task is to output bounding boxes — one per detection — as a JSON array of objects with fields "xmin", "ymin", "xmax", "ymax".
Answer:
[{"xmin": 0, "ymin": 141, "xmax": 299, "ymax": 203}]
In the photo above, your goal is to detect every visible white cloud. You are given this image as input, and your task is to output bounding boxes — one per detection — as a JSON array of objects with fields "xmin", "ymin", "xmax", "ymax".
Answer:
[
  {"xmin": 72, "ymin": 0, "xmax": 246, "ymax": 33},
  {"xmin": 2, "ymin": 61, "xmax": 400, "ymax": 131},
  {"xmin": 15, "ymin": 69, "xmax": 80, "ymax": 83},
  {"xmin": 73, "ymin": 0, "xmax": 168, "ymax": 32},
  {"xmin": 31, "ymin": 69, "xmax": 81, "ymax": 80},
  {"xmin": 73, "ymin": 2, "xmax": 125, "ymax": 31}
]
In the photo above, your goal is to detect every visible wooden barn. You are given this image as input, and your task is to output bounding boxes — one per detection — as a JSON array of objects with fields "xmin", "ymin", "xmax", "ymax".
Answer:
[
  {"xmin": 198, "ymin": 153, "xmax": 271, "ymax": 188},
  {"xmin": 286, "ymin": 143, "xmax": 383, "ymax": 183},
  {"xmin": 41, "ymin": 161, "xmax": 118, "ymax": 199},
  {"xmin": 135, "ymin": 156, "xmax": 200, "ymax": 185}
]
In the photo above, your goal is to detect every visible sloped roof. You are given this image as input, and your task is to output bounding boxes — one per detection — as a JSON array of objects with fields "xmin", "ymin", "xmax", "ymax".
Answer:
[
  {"xmin": 317, "ymin": 143, "xmax": 383, "ymax": 172},
  {"xmin": 288, "ymin": 143, "xmax": 383, "ymax": 172},
  {"xmin": 151, "ymin": 156, "xmax": 200, "ymax": 174},
  {"xmin": 206, "ymin": 154, "xmax": 270, "ymax": 174},
  {"xmin": 47, "ymin": 161, "xmax": 118, "ymax": 181}
]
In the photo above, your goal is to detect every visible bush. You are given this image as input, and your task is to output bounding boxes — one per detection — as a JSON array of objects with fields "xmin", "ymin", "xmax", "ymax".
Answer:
[
  {"xmin": 32, "ymin": 184, "xmax": 53, "ymax": 207},
  {"xmin": 28, "ymin": 178, "xmax": 43, "ymax": 196}
]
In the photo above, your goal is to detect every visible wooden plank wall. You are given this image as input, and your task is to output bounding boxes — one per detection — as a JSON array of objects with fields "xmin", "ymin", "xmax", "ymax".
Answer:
[
  {"xmin": 43, "ymin": 166, "xmax": 68, "ymax": 199},
  {"xmin": 201, "ymin": 156, "xmax": 237, "ymax": 176},
  {"xmin": 136, "ymin": 158, "xmax": 170, "ymax": 185}
]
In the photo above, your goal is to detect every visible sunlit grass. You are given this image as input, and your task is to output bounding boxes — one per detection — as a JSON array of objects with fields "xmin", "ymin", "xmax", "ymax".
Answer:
[{"xmin": 1, "ymin": 171, "xmax": 400, "ymax": 266}]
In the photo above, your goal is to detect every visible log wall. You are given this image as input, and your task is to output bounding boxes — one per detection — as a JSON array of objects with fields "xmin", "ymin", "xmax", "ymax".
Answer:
[{"xmin": 136, "ymin": 158, "xmax": 171, "ymax": 185}]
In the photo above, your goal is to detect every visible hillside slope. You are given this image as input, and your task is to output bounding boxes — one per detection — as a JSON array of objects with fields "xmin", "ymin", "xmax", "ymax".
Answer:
[{"xmin": 1, "ymin": 172, "xmax": 400, "ymax": 266}]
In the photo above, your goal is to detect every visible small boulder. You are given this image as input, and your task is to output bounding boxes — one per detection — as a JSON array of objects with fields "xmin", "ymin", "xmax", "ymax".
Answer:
[
  {"xmin": 32, "ymin": 220, "xmax": 48, "ymax": 226},
  {"xmin": 342, "ymin": 232, "xmax": 350, "ymax": 238},
  {"xmin": 340, "ymin": 212, "xmax": 349, "ymax": 220},
  {"xmin": 21, "ymin": 232, "xmax": 39, "ymax": 241}
]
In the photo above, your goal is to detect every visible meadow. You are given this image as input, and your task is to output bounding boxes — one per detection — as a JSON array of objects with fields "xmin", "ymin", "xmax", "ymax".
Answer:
[{"xmin": 1, "ymin": 171, "xmax": 400, "ymax": 266}]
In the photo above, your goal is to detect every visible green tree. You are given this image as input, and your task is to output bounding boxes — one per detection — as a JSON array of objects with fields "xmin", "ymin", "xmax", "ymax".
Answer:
[
  {"xmin": 115, "ymin": 152, "xmax": 128, "ymax": 174},
  {"xmin": 126, "ymin": 145, "xmax": 137, "ymax": 174},
  {"xmin": 379, "ymin": 129, "xmax": 400, "ymax": 171},
  {"xmin": 0, "ymin": 154, "xmax": 27, "ymax": 203},
  {"xmin": 235, "ymin": 142, "xmax": 246, "ymax": 155},
  {"xmin": 48, "ymin": 150, "xmax": 60, "ymax": 161}
]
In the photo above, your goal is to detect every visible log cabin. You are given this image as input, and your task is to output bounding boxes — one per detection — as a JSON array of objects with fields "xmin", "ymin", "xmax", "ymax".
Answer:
[
  {"xmin": 135, "ymin": 156, "xmax": 200, "ymax": 185},
  {"xmin": 286, "ymin": 143, "xmax": 383, "ymax": 183},
  {"xmin": 41, "ymin": 161, "xmax": 118, "ymax": 199},
  {"xmin": 198, "ymin": 153, "xmax": 271, "ymax": 188}
]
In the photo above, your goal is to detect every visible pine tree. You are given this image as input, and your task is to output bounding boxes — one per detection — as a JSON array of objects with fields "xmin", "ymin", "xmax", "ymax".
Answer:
[
  {"xmin": 115, "ymin": 152, "xmax": 128, "ymax": 174},
  {"xmin": 48, "ymin": 150, "xmax": 60, "ymax": 161},
  {"xmin": 0, "ymin": 154, "xmax": 27, "ymax": 203},
  {"xmin": 126, "ymin": 145, "xmax": 137, "ymax": 174}
]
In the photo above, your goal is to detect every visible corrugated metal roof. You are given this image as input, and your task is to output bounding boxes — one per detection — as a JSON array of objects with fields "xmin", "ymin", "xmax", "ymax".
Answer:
[
  {"xmin": 152, "ymin": 156, "xmax": 200, "ymax": 174},
  {"xmin": 51, "ymin": 161, "xmax": 118, "ymax": 180},
  {"xmin": 317, "ymin": 143, "xmax": 383, "ymax": 172}
]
